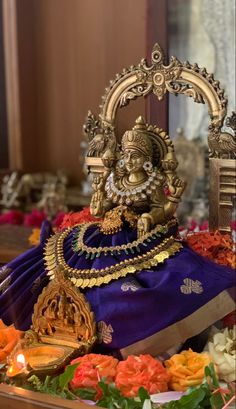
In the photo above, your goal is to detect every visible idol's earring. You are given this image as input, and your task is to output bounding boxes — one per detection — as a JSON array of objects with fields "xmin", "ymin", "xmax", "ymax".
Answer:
[
  {"xmin": 118, "ymin": 158, "xmax": 125, "ymax": 168},
  {"xmin": 143, "ymin": 161, "xmax": 153, "ymax": 174}
]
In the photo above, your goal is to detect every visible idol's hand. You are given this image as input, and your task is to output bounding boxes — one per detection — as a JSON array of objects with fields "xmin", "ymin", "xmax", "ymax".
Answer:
[
  {"xmin": 90, "ymin": 191, "xmax": 104, "ymax": 217},
  {"xmin": 137, "ymin": 213, "xmax": 153, "ymax": 238},
  {"xmin": 168, "ymin": 176, "xmax": 186, "ymax": 199}
]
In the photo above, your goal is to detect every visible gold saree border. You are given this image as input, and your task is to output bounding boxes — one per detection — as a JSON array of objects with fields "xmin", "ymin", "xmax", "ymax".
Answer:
[{"xmin": 120, "ymin": 288, "xmax": 236, "ymax": 358}]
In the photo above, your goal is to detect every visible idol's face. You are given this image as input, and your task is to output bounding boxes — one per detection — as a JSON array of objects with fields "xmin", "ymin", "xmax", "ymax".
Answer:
[{"xmin": 123, "ymin": 148, "xmax": 145, "ymax": 173}]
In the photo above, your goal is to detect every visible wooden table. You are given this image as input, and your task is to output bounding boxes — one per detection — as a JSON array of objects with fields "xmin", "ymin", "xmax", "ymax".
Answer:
[
  {"xmin": 0, "ymin": 225, "xmax": 32, "ymax": 264},
  {"xmin": 0, "ymin": 383, "xmax": 100, "ymax": 409}
]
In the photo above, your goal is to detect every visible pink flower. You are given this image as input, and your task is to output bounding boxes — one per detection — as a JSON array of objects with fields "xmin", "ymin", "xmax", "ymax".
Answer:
[
  {"xmin": 200, "ymin": 220, "xmax": 209, "ymax": 231},
  {"xmin": 0, "ymin": 210, "xmax": 24, "ymax": 225},
  {"xmin": 230, "ymin": 220, "xmax": 236, "ymax": 231},
  {"xmin": 23, "ymin": 209, "xmax": 46, "ymax": 227}
]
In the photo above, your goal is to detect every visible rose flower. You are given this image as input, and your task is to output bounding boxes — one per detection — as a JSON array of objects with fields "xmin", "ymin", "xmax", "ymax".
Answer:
[
  {"xmin": 70, "ymin": 354, "xmax": 118, "ymax": 398},
  {"xmin": 0, "ymin": 320, "xmax": 23, "ymax": 362},
  {"xmin": 208, "ymin": 326, "xmax": 236, "ymax": 383},
  {"xmin": 165, "ymin": 349, "xmax": 212, "ymax": 391},
  {"xmin": 115, "ymin": 354, "xmax": 170, "ymax": 397}
]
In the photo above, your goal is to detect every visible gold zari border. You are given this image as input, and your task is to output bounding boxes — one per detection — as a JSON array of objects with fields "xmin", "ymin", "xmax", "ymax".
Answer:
[
  {"xmin": 120, "ymin": 289, "xmax": 236, "ymax": 358},
  {"xmin": 44, "ymin": 226, "xmax": 182, "ymax": 289}
]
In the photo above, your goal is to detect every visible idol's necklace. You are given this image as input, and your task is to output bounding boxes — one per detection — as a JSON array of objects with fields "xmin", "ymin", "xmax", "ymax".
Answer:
[{"xmin": 105, "ymin": 169, "xmax": 164, "ymax": 206}]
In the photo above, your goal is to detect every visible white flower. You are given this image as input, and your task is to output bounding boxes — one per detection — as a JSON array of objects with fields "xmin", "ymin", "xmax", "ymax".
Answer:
[{"xmin": 208, "ymin": 325, "xmax": 236, "ymax": 382}]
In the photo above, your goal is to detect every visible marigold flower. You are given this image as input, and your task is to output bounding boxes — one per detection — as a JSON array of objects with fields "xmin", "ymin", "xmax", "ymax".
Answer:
[
  {"xmin": 0, "ymin": 319, "xmax": 23, "ymax": 362},
  {"xmin": 165, "ymin": 349, "xmax": 211, "ymax": 391},
  {"xmin": 115, "ymin": 354, "xmax": 170, "ymax": 397},
  {"xmin": 186, "ymin": 230, "xmax": 235, "ymax": 269},
  {"xmin": 28, "ymin": 228, "xmax": 41, "ymax": 246}
]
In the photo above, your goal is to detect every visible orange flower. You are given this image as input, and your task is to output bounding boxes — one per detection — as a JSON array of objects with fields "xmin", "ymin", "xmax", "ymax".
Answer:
[
  {"xmin": 28, "ymin": 228, "xmax": 41, "ymax": 246},
  {"xmin": 165, "ymin": 349, "xmax": 212, "ymax": 391},
  {"xmin": 70, "ymin": 353, "xmax": 118, "ymax": 397},
  {"xmin": 59, "ymin": 208, "xmax": 101, "ymax": 230},
  {"xmin": 0, "ymin": 320, "xmax": 23, "ymax": 362},
  {"xmin": 115, "ymin": 355, "xmax": 170, "ymax": 397},
  {"xmin": 186, "ymin": 231, "xmax": 235, "ymax": 268}
]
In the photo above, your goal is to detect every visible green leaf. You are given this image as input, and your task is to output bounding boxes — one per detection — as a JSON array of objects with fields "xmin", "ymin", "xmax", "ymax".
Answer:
[
  {"xmin": 50, "ymin": 375, "xmax": 60, "ymax": 393},
  {"xmin": 210, "ymin": 392, "xmax": 225, "ymax": 409},
  {"xmin": 59, "ymin": 363, "xmax": 79, "ymax": 390},
  {"xmin": 98, "ymin": 379, "xmax": 109, "ymax": 395},
  {"xmin": 138, "ymin": 387, "xmax": 150, "ymax": 403},
  {"xmin": 167, "ymin": 387, "xmax": 206, "ymax": 409},
  {"xmin": 75, "ymin": 387, "xmax": 97, "ymax": 401},
  {"xmin": 204, "ymin": 363, "xmax": 219, "ymax": 388}
]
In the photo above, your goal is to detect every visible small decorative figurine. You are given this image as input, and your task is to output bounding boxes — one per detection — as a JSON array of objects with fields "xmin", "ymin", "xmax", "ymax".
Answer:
[
  {"xmin": 0, "ymin": 44, "xmax": 235, "ymax": 358},
  {"xmin": 31, "ymin": 266, "xmax": 96, "ymax": 349},
  {"xmin": 6, "ymin": 267, "xmax": 96, "ymax": 378}
]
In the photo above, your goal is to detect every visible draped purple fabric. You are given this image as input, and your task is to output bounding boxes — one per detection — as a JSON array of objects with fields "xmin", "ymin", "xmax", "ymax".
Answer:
[{"xmin": 0, "ymin": 220, "xmax": 235, "ymax": 353}]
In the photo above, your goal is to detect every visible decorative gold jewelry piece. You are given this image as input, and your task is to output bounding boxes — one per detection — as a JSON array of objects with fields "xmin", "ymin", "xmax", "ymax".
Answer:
[
  {"xmin": 72, "ymin": 218, "xmax": 177, "ymax": 256},
  {"xmin": 100, "ymin": 205, "xmax": 138, "ymax": 234},
  {"xmin": 105, "ymin": 168, "xmax": 164, "ymax": 206},
  {"xmin": 44, "ymin": 227, "xmax": 182, "ymax": 289}
]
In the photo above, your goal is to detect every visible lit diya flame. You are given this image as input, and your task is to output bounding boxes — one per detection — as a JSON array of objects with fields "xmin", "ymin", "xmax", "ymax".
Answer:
[
  {"xmin": 16, "ymin": 353, "xmax": 26, "ymax": 369},
  {"xmin": 7, "ymin": 352, "xmax": 28, "ymax": 378}
]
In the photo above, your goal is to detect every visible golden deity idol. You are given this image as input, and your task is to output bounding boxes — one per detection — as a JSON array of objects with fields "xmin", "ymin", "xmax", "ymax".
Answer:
[
  {"xmin": 89, "ymin": 116, "xmax": 186, "ymax": 237},
  {"xmin": 1, "ymin": 44, "xmax": 235, "ymax": 359}
]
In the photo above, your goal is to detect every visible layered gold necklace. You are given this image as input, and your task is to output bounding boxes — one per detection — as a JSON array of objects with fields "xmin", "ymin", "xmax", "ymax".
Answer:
[{"xmin": 44, "ymin": 220, "xmax": 182, "ymax": 289}]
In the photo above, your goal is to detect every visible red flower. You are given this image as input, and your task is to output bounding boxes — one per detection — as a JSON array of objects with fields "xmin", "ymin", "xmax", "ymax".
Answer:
[
  {"xmin": 52, "ymin": 211, "xmax": 66, "ymax": 229},
  {"xmin": 223, "ymin": 311, "xmax": 236, "ymax": 328},
  {"xmin": 59, "ymin": 208, "xmax": 101, "ymax": 230},
  {"xmin": 0, "ymin": 210, "xmax": 24, "ymax": 225},
  {"xmin": 115, "ymin": 355, "xmax": 170, "ymax": 397}
]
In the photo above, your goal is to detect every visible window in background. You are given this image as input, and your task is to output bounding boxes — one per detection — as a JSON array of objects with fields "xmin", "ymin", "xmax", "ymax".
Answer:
[{"xmin": 168, "ymin": 0, "xmax": 235, "ymax": 228}]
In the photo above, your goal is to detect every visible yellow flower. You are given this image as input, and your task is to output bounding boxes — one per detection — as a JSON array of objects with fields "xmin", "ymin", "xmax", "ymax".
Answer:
[
  {"xmin": 208, "ymin": 326, "xmax": 236, "ymax": 383},
  {"xmin": 28, "ymin": 228, "xmax": 41, "ymax": 246},
  {"xmin": 165, "ymin": 349, "xmax": 212, "ymax": 391}
]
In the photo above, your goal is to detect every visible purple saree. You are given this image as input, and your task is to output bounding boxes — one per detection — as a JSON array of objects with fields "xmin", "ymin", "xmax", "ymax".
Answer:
[{"xmin": 0, "ymin": 220, "xmax": 235, "ymax": 356}]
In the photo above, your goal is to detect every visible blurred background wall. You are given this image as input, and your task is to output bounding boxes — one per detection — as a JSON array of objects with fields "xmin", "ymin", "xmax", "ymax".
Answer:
[{"xmin": 1, "ymin": 0, "xmax": 169, "ymax": 184}]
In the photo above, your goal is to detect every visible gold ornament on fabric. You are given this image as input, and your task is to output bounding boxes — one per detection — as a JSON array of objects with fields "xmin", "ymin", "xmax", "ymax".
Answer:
[
  {"xmin": 180, "ymin": 278, "xmax": 203, "ymax": 295},
  {"xmin": 97, "ymin": 321, "xmax": 114, "ymax": 344},
  {"xmin": 0, "ymin": 276, "xmax": 11, "ymax": 294},
  {"xmin": 121, "ymin": 280, "xmax": 141, "ymax": 292}
]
